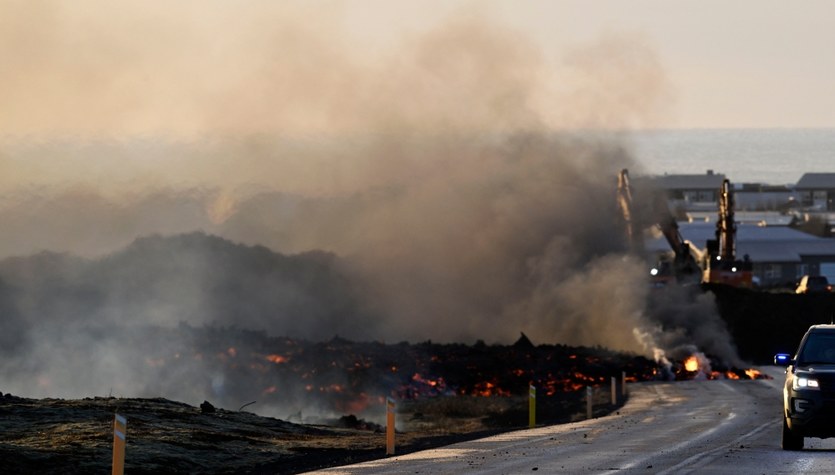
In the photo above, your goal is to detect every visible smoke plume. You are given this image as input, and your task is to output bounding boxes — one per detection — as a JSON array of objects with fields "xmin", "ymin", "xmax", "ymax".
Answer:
[{"xmin": 0, "ymin": 4, "xmax": 738, "ymax": 413}]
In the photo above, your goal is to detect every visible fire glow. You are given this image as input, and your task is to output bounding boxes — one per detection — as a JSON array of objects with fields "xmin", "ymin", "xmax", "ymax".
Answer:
[
  {"xmin": 684, "ymin": 356, "xmax": 700, "ymax": 372},
  {"xmin": 677, "ymin": 354, "xmax": 769, "ymax": 381},
  {"xmin": 128, "ymin": 327, "xmax": 768, "ymax": 420},
  {"xmin": 266, "ymin": 354, "xmax": 290, "ymax": 364}
]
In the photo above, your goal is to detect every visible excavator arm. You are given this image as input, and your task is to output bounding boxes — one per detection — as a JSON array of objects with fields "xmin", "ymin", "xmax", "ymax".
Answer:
[
  {"xmin": 704, "ymin": 179, "xmax": 753, "ymax": 287},
  {"xmin": 618, "ymin": 169, "xmax": 700, "ymax": 285}
]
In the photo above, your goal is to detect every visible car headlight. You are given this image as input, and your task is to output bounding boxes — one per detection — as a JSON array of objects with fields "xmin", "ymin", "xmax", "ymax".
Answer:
[{"xmin": 793, "ymin": 375, "xmax": 820, "ymax": 390}]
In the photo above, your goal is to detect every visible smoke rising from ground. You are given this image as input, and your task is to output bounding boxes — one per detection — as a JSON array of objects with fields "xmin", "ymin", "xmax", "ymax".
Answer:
[{"xmin": 0, "ymin": 4, "xmax": 738, "ymax": 411}]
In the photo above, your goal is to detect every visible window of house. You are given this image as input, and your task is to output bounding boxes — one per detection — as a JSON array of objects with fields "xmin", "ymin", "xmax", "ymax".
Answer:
[
  {"xmin": 695, "ymin": 190, "xmax": 714, "ymax": 202},
  {"xmin": 764, "ymin": 265, "xmax": 782, "ymax": 279},
  {"xmin": 813, "ymin": 191, "xmax": 828, "ymax": 207}
]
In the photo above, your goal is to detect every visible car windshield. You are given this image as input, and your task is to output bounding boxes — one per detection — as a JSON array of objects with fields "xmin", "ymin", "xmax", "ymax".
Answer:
[{"xmin": 798, "ymin": 333, "xmax": 835, "ymax": 364}]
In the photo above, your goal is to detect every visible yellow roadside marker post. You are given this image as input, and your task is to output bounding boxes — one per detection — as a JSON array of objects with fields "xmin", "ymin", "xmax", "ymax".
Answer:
[
  {"xmin": 528, "ymin": 385, "xmax": 536, "ymax": 428},
  {"xmin": 386, "ymin": 397, "xmax": 395, "ymax": 455},
  {"xmin": 112, "ymin": 413, "xmax": 126, "ymax": 475}
]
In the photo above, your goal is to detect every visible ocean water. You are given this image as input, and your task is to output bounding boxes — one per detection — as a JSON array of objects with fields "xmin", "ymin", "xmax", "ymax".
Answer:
[{"xmin": 629, "ymin": 129, "xmax": 835, "ymax": 186}]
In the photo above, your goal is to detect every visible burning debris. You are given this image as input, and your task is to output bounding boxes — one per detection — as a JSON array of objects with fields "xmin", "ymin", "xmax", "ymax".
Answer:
[
  {"xmin": 79, "ymin": 325, "xmax": 666, "ymax": 420},
  {"xmin": 15, "ymin": 325, "xmax": 761, "ymax": 423},
  {"xmin": 683, "ymin": 355, "xmax": 701, "ymax": 373},
  {"xmin": 673, "ymin": 351, "xmax": 769, "ymax": 381}
]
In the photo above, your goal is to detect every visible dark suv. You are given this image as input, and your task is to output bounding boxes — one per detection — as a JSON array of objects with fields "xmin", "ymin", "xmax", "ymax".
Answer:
[{"xmin": 776, "ymin": 325, "xmax": 835, "ymax": 450}]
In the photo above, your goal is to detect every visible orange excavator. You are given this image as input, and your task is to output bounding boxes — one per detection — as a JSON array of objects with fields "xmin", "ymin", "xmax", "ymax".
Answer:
[
  {"xmin": 618, "ymin": 170, "xmax": 752, "ymax": 288},
  {"xmin": 702, "ymin": 179, "xmax": 754, "ymax": 287}
]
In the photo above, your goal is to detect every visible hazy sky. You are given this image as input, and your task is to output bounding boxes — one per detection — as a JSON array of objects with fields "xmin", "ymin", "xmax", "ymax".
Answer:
[
  {"xmin": 4, "ymin": 0, "xmax": 835, "ymax": 138},
  {"xmin": 347, "ymin": 0, "xmax": 835, "ymax": 130}
]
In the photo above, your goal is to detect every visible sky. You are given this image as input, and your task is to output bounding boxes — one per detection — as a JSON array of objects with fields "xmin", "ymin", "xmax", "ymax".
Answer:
[
  {"xmin": 3, "ymin": 0, "xmax": 835, "ymax": 138},
  {"xmin": 501, "ymin": 1, "xmax": 835, "ymax": 129},
  {"xmin": 344, "ymin": 0, "xmax": 835, "ymax": 130}
]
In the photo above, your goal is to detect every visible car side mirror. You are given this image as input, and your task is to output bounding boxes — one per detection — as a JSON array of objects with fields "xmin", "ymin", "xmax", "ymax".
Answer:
[{"xmin": 774, "ymin": 353, "xmax": 793, "ymax": 366}]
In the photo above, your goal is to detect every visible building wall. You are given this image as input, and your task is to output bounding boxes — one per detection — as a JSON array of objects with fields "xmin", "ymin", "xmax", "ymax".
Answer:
[
  {"xmin": 751, "ymin": 261, "xmax": 835, "ymax": 288},
  {"xmin": 798, "ymin": 190, "xmax": 835, "ymax": 211},
  {"xmin": 753, "ymin": 262, "xmax": 802, "ymax": 288},
  {"xmin": 735, "ymin": 191, "xmax": 795, "ymax": 211}
]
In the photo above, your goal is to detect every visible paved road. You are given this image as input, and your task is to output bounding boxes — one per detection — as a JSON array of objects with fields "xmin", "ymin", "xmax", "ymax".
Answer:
[{"xmin": 309, "ymin": 367, "xmax": 835, "ymax": 474}]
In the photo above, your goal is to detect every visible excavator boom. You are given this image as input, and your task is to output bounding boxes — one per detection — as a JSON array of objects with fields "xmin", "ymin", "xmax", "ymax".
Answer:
[{"xmin": 704, "ymin": 179, "xmax": 753, "ymax": 287}]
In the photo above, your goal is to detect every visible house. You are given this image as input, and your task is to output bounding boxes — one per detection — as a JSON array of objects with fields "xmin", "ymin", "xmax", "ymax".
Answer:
[
  {"xmin": 795, "ymin": 173, "xmax": 835, "ymax": 211},
  {"xmin": 644, "ymin": 170, "xmax": 795, "ymax": 216},
  {"xmin": 733, "ymin": 183, "xmax": 796, "ymax": 212},
  {"xmin": 644, "ymin": 170, "xmax": 727, "ymax": 211}
]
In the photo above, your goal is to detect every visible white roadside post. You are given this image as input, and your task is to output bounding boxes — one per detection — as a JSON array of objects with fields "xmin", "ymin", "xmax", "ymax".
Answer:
[
  {"xmin": 622, "ymin": 371, "xmax": 627, "ymax": 398},
  {"xmin": 586, "ymin": 386, "xmax": 593, "ymax": 419},
  {"xmin": 529, "ymin": 385, "xmax": 536, "ymax": 428}
]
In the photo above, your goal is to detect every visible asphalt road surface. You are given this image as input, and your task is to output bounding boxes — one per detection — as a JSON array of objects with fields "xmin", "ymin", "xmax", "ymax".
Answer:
[{"xmin": 309, "ymin": 367, "xmax": 835, "ymax": 474}]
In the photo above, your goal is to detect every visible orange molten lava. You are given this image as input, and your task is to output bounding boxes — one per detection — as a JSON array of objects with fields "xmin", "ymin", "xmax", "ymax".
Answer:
[
  {"xmin": 265, "ymin": 354, "xmax": 289, "ymax": 364},
  {"xmin": 684, "ymin": 356, "xmax": 699, "ymax": 372}
]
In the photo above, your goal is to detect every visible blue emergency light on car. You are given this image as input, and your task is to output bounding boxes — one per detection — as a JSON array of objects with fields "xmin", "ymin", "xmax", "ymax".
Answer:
[{"xmin": 775, "ymin": 353, "xmax": 791, "ymax": 365}]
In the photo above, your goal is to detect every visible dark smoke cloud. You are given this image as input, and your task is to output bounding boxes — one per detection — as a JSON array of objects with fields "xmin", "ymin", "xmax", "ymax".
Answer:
[
  {"xmin": 646, "ymin": 285, "xmax": 742, "ymax": 367},
  {"xmin": 0, "ymin": 5, "xmax": 737, "ymax": 414}
]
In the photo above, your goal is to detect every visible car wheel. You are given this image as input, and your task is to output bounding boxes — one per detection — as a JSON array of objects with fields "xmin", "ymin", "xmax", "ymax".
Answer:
[{"xmin": 782, "ymin": 417, "xmax": 804, "ymax": 450}]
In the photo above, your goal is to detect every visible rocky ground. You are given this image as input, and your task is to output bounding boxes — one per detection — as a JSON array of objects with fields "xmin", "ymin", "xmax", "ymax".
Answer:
[{"xmin": 0, "ymin": 388, "xmax": 617, "ymax": 474}]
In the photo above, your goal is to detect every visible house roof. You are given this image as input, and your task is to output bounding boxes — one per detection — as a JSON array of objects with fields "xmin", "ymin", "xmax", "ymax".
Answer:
[
  {"xmin": 645, "ymin": 222, "xmax": 835, "ymax": 263},
  {"xmin": 736, "ymin": 240, "xmax": 835, "ymax": 263},
  {"xmin": 677, "ymin": 223, "xmax": 817, "ymax": 245},
  {"xmin": 649, "ymin": 173, "xmax": 727, "ymax": 190},
  {"xmin": 686, "ymin": 211, "xmax": 795, "ymax": 226},
  {"xmin": 735, "ymin": 241, "xmax": 806, "ymax": 263},
  {"xmin": 796, "ymin": 173, "xmax": 835, "ymax": 190}
]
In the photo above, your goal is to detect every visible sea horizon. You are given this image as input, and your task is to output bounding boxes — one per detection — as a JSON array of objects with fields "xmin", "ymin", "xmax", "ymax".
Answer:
[
  {"xmin": 3, "ymin": 127, "xmax": 834, "ymax": 189},
  {"xmin": 630, "ymin": 128, "xmax": 835, "ymax": 186}
]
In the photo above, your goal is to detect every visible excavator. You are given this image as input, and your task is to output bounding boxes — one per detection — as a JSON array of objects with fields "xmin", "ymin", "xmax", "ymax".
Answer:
[
  {"xmin": 617, "ymin": 170, "xmax": 751, "ymax": 288},
  {"xmin": 618, "ymin": 169, "xmax": 701, "ymax": 286},
  {"xmin": 702, "ymin": 179, "xmax": 754, "ymax": 287}
]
